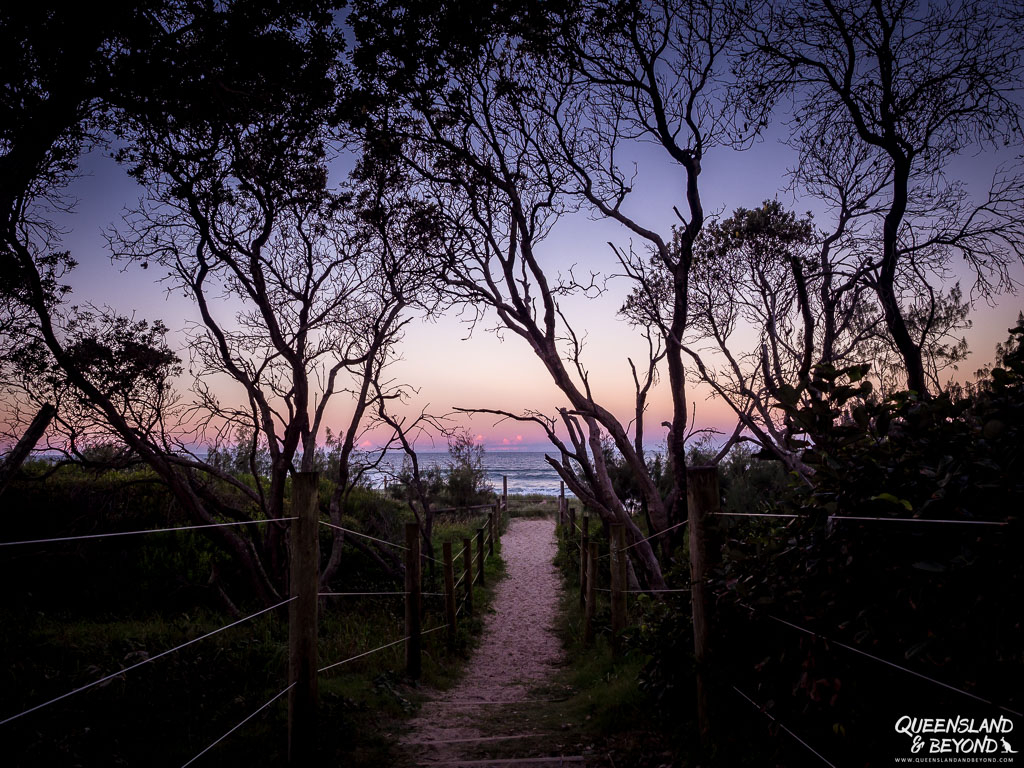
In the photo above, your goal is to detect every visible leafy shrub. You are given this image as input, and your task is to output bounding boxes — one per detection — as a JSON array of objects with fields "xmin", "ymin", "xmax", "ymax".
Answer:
[{"xmin": 443, "ymin": 430, "xmax": 491, "ymax": 506}]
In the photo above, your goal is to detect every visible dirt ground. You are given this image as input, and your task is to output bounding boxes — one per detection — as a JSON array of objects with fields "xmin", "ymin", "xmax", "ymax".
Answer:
[{"xmin": 396, "ymin": 517, "xmax": 584, "ymax": 767}]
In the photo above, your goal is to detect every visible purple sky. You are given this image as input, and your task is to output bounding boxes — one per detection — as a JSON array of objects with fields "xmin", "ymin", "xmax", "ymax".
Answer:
[{"xmin": 43, "ymin": 123, "xmax": 1024, "ymax": 453}]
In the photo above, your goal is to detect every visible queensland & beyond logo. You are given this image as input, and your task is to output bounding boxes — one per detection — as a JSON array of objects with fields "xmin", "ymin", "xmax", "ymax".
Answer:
[{"xmin": 895, "ymin": 715, "xmax": 1017, "ymax": 760}]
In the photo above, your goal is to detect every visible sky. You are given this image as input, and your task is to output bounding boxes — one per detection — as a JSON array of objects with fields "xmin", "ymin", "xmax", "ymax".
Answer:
[{"xmin": 36, "ymin": 112, "xmax": 1024, "ymax": 455}]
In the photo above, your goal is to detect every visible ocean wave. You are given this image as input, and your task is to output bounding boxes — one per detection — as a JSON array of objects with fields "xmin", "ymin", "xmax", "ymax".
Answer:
[{"xmin": 362, "ymin": 453, "xmax": 571, "ymax": 496}]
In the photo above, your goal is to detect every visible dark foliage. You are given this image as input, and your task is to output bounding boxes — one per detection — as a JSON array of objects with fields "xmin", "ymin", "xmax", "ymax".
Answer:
[{"xmin": 620, "ymin": 319, "xmax": 1024, "ymax": 764}]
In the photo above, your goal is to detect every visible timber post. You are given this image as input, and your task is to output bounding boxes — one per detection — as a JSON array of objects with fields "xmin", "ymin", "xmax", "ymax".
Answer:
[
  {"xmin": 443, "ymin": 541, "xmax": 457, "ymax": 648},
  {"xmin": 476, "ymin": 527, "xmax": 485, "ymax": 587},
  {"xmin": 462, "ymin": 537, "xmax": 474, "ymax": 615},
  {"xmin": 404, "ymin": 522, "xmax": 422, "ymax": 679},
  {"xmin": 488, "ymin": 511, "xmax": 495, "ymax": 557},
  {"xmin": 609, "ymin": 523, "xmax": 627, "ymax": 655},
  {"xmin": 502, "ymin": 476, "xmax": 508, "ymax": 523},
  {"xmin": 687, "ymin": 465, "xmax": 720, "ymax": 752},
  {"xmin": 583, "ymin": 540, "xmax": 598, "ymax": 645},
  {"xmin": 288, "ymin": 472, "xmax": 319, "ymax": 765},
  {"xmin": 579, "ymin": 512, "xmax": 589, "ymax": 607}
]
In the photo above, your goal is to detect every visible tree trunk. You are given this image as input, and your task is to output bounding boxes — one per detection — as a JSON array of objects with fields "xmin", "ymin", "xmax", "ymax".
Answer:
[{"xmin": 0, "ymin": 403, "xmax": 55, "ymax": 498}]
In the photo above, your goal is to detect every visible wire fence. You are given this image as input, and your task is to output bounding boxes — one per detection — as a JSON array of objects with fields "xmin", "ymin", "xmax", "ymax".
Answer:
[
  {"xmin": 318, "ymin": 591, "xmax": 445, "ymax": 598},
  {"xmin": 319, "ymin": 521, "xmax": 471, "ymax": 567},
  {"xmin": 732, "ymin": 685, "xmax": 837, "ymax": 768},
  {"xmin": 181, "ymin": 683, "xmax": 296, "ymax": 768},
  {"xmin": 1, "ymin": 594, "xmax": 296, "ymax": 727},
  {"xmin": 713, "ymin": 511, "xmax": 1009, "ymax": 526},
  {"xmin": 562, "ymin": 484, "xmax": 1018, "ymax": 765},
  {"xmin": 4, "ymin": 480, "xmax": 510, "ymax": 766},
  {"xmin": 0, "ymin": 517, "xmax": 297, "ymax": 548},
  {"xmin": 318, "ymin": 626, "xmax": 446, "ymax": 675},
  {"xmin": 736, "ymin": 601, "xmax": 1023, "ymax": 718},
  {"xmin": 596, "ymin": 518, "xmax": 689, "ymax": 560}
]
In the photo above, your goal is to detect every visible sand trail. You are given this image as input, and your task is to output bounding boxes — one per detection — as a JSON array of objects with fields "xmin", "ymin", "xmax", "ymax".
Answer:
[{"xmin": 397, "ymin": 517, "xmax": 575, "ymax": 767}]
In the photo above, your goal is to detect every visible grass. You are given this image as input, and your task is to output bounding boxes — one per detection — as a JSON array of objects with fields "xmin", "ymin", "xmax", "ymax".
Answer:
[
  {"xmin": 506, "ymin": 492, "xmax": 573, "ymax": 518},
  {"xmin": 1, "ymin": 567, "xmax": 510, "ymax": 768},
  {"xmin": 1, "ymin": 606, "xmax": 292, "ymax": 767}
]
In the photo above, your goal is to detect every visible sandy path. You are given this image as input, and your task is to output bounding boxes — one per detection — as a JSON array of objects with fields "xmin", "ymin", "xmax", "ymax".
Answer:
[{"xmin": 397, "ymin": 517, "xmax": 566, "ymax": 766}]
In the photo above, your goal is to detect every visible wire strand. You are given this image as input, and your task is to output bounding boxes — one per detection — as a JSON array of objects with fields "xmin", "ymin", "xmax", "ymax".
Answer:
[
  {"xmin": 0, "ymin": 597, "xmax": 295, "ymax": 726},
  {"xmin": 714, "ymin": 512, "xmax": 799, "ymax": 519},
  {"xmin": 714, "ymin": 512, "xmax": 1007, "ymax": 526},
  {"xmin": 180, "ymin": 682, "xmax": 295, "ymax": 767},
  {"xmin": 0, "ymin": 518, "xmax": 297, "ymax": 547},
  {"xmin": 739, "ymin": 603, "xmax": 1023, "ymax": 718},
  {"xmin": 320, "ymin": 521, "xmax": 407, "ymax": 550},
  {"xmin": 831, "ymin": 514, "xmax": 1007, "ymax": 526},
  {"xmin": 317, "ymin": 626, "xmax": 446, "ymax": 674},
  {"xmin": 598, "ymin": 519, "xmax": 690, "ymax": 559},
  {"xmin": 732, "ymin": 685, "xmax": 837, "ymax": 768},
  {"xmin": 317, "ymin": 592, "xmax": 445, "ymax": 598},
  {"xmin": 625, "ymin": 518, "xmax": 688, "ymax": 550},
  {"xmin": 318, "ymin": 636, "xmax": 406, "ymax": 674}
]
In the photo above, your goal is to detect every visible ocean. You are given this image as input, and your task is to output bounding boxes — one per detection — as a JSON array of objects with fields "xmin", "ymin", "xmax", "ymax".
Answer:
[{"xmin": 367, "ymin": 451, "xmax": 571, "ymax": 496}]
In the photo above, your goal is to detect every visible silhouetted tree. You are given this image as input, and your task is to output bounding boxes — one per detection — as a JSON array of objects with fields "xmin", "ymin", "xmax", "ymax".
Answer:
[
  {"xmin": 0, "ymin": 1, "xmax": 407, "ymax": 604},
  {"xmin": 746, "ymin": 0, "xmax": 1024, "ymax": 397}
]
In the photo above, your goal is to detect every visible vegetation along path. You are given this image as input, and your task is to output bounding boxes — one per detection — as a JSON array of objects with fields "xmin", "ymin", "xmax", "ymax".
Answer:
[{"xmin": 397, "ymin": 516, "xmax": 587, "ymax": 767}]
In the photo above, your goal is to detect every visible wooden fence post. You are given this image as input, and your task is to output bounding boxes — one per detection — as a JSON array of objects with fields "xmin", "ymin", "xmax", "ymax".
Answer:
[
  {"xmin": 617, "ymin": 524, "xmax": 628, "ymax": 605},
  {"xmin": 405, "ymin": 522, "xmax": 422, "ymax": 679},
  {"xmin": 583, "ymin": 540, "xmax": 598, "ymax": 645},
  {"xmin": 609, "ymin": 523, "xmax": 626, "ymax": 654},
  {"xmin": 559, "ymin": 481, "xmax": 565, "ymax": 528},
  {"xmin": 288, "ymin": 472, "xmax": 319, "ymax": 765},
  {"xmin": 488, "ymin": 511, "xmax": 495, "ymax": 557},
  {"xmin": 476, "ymin": 526, "xmax": 485, "ymax": 586},
  {"xmin": 502, "ymin": 476, "xmax": 508, "ymax": 521},
  {"xmin": 462, "ymin": 537, "xmax": 474, "ymax": 616},
  {"xmin": 687, "ymin": 466, "xmax": 719, "ymax": 751},
  {"xmin": 579, "ymin": 512, "xmax": 589, "ymax": 607},
  {"xmin": 493, "ymin": 502, "xmax": 500, "ymax": 538},
  {"xmin": 443, "ymin": 541, "xmax": 457, "ymax": 648}
]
